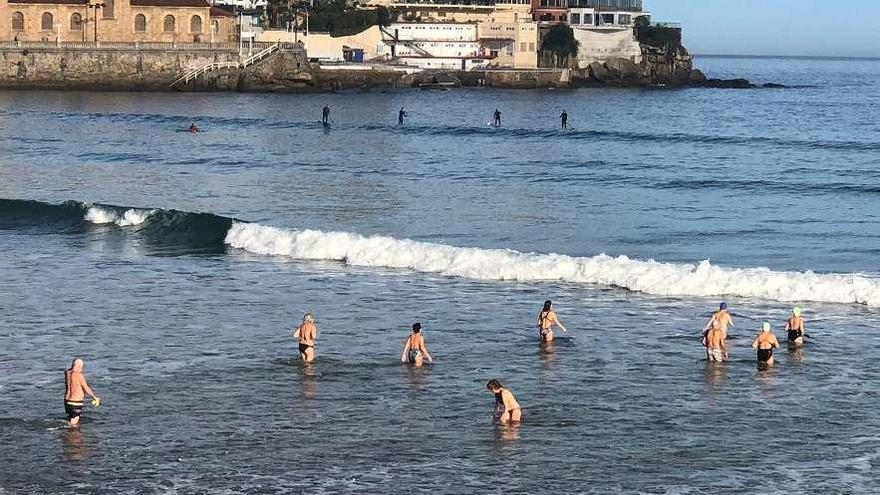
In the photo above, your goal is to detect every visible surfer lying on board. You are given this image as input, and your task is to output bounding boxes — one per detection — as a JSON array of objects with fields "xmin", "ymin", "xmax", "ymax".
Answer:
[
  {"xmin": 537, "ymin": 300, "xmax": 567, "ymax": 343},
  {"xmin": 293, "ymin": 313, "xmax": 318, "ymax": 363},
  {"xmin": 401, "ymin": 322, "xmax": 433, "ymax": 367},
  {"xmin": 785, "ymin": 307, "xmax": 806, "ymax": 346},
  {"xmin": 487, "ymin": 379, "xmax": 521, "ymax": 424},
  {"xmin": 703, "ymin": 302, "xmax": 734, "ymax": 339},
  {"xmin": 64, "ymin": 358, "xmax": 100, "ymax": 427},
  {"xmin": 702, "ymin": 325, "xmax": 728, "ymax": 363},
  {"xmin": 752, "ymin": 322, "xmax": 780, "ymax": 366}
]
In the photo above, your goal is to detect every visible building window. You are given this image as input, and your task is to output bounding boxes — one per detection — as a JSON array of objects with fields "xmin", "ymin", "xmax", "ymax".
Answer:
[
  {"xmin": 190, "ymin": 15, "xmax": 202, "ymax": 33},
  {"xmin": 583, "ymin": 14, "xmax": 593, "ymax": 25},
  {"xmin": 570, "ymin": 13, "xmax": 580, "ymax": 24},
  {"xmin": 12, "ymin": 12, "xmax": 24, "ymax": 31},
  {"xmin": 519, "ymin": 42, "xmax": 525, "ymax": 51},
  {"xmin": 41, "ymin": 12, "xmax": 53, "ymax": 31},
  {"xmin": 619, "ymin": 14, "xmax": 631, "ymax": 25},
  {"xmin": 103, "ymin": 0, "xmax": 114, "ymax": 19},
  {"xmin": 211, "ymin": 19, "xmax": 219, "ymax": 34},
  {"xmin": 529, "ymin": 42, "xmax": 535, "ymax": 51},
  {"xmin": 70, "ymin": 13, "xmax": 82, "ymax": 30},
  {"xmin": 134, "ymin": 13, "xmax": 146, "ymax": 32},
  {"xmin": 163, "ymin": 15, "xmax": 175, "ymax": 32}
]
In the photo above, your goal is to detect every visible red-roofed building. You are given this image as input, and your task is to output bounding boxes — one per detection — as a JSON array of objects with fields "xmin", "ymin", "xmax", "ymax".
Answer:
[{"xmin": 1, "ymin": 0, "xmax": 238, "ymax": 42}]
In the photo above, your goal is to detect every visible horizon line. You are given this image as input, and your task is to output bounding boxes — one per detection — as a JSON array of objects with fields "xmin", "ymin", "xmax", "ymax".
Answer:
[{"xmin": 694, "ymin": 53, "xmax": 880, "ymax": 61}]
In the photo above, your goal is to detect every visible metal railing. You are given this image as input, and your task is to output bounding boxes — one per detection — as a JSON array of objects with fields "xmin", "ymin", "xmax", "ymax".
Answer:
[
  {"xmin": 0, "ymin": 41, "xmax": 281, "ymax": 52},
  {"xmin": 170, "ymin": 42, "xmax": 282, "ymax": 88}
]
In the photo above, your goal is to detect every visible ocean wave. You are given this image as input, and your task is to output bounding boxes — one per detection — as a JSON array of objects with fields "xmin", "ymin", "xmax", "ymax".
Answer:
[
  {"xmin": 225, "ymin": 222, "xmax": 880, "ymax": 306},
  {"xmin": 84, "ymin": 205, "xmax": 156, "ymax": 226}
]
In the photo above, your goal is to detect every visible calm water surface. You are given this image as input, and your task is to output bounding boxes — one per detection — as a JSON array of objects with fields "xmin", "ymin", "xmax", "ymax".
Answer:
[{"xmin": 1, "ymin": 56, "xmax": 880, "ymax": 494}]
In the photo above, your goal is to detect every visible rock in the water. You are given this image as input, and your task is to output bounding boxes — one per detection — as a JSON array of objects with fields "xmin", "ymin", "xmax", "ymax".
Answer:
[
  {"xmin": 688, "ymin": 69, "xmax": 707, "ymax": 83},
  {"xmin": 762, "ymin": 82, "xmax": 786, "ymax": 88},
  {"xmin": 603, "ymin": 57, "xmax": 641, "ymax": 81},
  {"xmin": 701, "ymin": 78, "xmax": 754, "ymax": 89},
  {"xmin": 588, "ymin": 61, "xmax": 611, "ymax": 82}
]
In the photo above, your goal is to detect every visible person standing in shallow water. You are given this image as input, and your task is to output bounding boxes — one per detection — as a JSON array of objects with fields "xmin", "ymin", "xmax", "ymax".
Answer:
[
  {"xmin": 703, "ymin": 324, "xmax": 728, "ymax": 363},
  {"xmin": 321, "ymin": 105, "xmax": 331, "ymax": 125},
  {"xmin": 401, "ymin": 322, "xmax": 433, "ymax": 367},
  {"xmin": 560, "ymin": 110, "xmax": 568, "ymax": 130},
  {"xmin": 752, "ymin": 322, "xmax": 780, "ymax": 366},
  {"xmin": 785, "ymin": 307, "xmax": 806, "ymax": 346},
  {"xmin": 703, "ymin": 302, "xmax": 734, "ymax": 338},
  {"xmin": 293, "ymin": 313, "xmax": 318, "ymax": 363},
  {"xmin": 64, "ymin": 358, "xmax": 100, "ymax": 427},
  {"xmin": 537, "ymin": 300, "xmax": 567, "ymax": 343},
  {"xmin": 487, "ymin": 379, "xmax": 521, "ymax": 424},
  {"xmin": 398, "ymin": 107, "xmax": 408, "ymax": 125}
]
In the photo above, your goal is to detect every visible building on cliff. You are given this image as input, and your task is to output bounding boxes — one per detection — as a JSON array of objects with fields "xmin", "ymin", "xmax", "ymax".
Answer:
[{"xmin": 0, "ymin": 0, "xmax": 238, "ymax": 43}]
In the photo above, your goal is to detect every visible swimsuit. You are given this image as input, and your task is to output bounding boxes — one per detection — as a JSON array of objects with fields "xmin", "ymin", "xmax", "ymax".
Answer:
[
  {"xmin": 64, "ymin": 401, "xmax": 83, "ymax": 420},
  {"xmin": 298, "ymin": 343, "xmax": 313, "ymax": 354},
  {"xmin": 787, "ymin": 330, "xmax": 803, "ymax": 342},
  {"xmin": 757, "ymin": 348, "xmax": 773, "ymax": 362},
  {"xmin": 408, "ymin": 349, "xmax": 422, "ymax": 363},
  {"xmin": 708, "ymin": 347, "xmax": 724, "ymax": 361}
]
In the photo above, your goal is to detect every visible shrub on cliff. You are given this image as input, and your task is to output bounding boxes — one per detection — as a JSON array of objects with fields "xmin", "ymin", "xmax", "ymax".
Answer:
[
  {"xmin": 541, "ymin": 25, "xmax": 579, "ymax": 68},
  {"xmin": 634, "ymin": 16, "xmax": 683, "ymax": 56}
]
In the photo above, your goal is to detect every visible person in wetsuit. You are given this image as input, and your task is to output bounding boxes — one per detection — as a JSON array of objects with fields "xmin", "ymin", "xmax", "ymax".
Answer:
[
  {"xmin": 322, "ymin": 106, "xmax": 331, "ymax": 125},
  {"xmin": 560, "ymin": 110, "xmax": 568, "ymax": 130},
  {"xmin": 398, "ymin": 107, "xmax": 408, "ymax": 125},
  {"xmin": 492, "ymin": 108, "xmax": 502, "ymax": 127},
  {"xmin": 188, "ymin": 122, "xmax": 200, "ymax": 133},
  {"xmin": 785, "ymin": 307, "xmax": 805, "ymax": 346},
  {"xmin": 293, "ymin": 313, "xmax": 318, "ymax": 363},
  {"xmin": 751, "ymin": 321, "xmax": 780, "ymax": 366},
  {"xmin": 401, "ymin": 322, "xmax": 433, "ymax": 367},
  {"xmin": 537, "ymin": 300, "xmax": 567, "ymax": 343},
  {"xmin": 64, "ymin": 358, "xmax": 100, "ymax": 427},
  {"xmin": 487, "ymin": 379, "xmax": 521, "ymax": 424}
]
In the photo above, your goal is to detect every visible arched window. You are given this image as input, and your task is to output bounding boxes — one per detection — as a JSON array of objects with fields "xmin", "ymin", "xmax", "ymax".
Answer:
[
  {"xmin": 190, "ymin": 15, "xmax": 202, "ymax": 33},
  {"xmin": 211, "ymin": 20, "xmax": 219, "ymax": 34},
  {"xmin": 163, "ymin": 15, "xmax": 175, "ymax": 33},
  {"xmin": 70, "ymin": 13, "xmax": 82, "ymax": 31},
  {"xmin": 41, "ymin": 12, "xmax": 53, "ymax": 31},
  {"xmin": 134, "ymin": 14, "xmax": 146, "ymax": 32},
  {"xmin": 12, "ymin": 12, "xmax": 24, "ymax": 31}
]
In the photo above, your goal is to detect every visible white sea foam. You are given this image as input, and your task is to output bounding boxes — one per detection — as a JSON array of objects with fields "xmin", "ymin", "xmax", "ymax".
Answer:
[
  {"xmin": 224, "ymin": 222, "xmax": 880, "ymax": 306},
  {"xmin": 84, "ymin": 206, "xmax": 154, "ymax": 226}
]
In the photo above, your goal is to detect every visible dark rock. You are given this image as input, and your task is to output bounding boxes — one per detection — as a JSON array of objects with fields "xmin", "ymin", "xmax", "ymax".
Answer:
[
  {"xmin": 603, "ymin": 57, "xmax": 641, "ymax": 81},
  {"xmin": 587, "ymin": 61, "xmax": 611, "ymax": 82},
  {"xmin": 688, "ymin": 69, "xmax": 706, "ymax": 83},
  {"xmin": 762, "ymin": 82, "xmax": 786, "ymax": 88},
  {"xmin": 700, "ymin": 78, "xmax": 754, "ymax": 89}
]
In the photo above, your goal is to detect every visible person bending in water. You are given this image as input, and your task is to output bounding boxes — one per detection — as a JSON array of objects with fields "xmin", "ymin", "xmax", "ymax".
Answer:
[
  {"xmin": 752, "ymin": 322, "xmax": 780, "ymax": 366},
  {"xmin": 703, "ymin": 302, "xmax": 734, "ymax": 338},
  {"xmin": 537, "ymin": 300, "xmax": 567, "ymax": 343},
  {"xmin": 293, "ymin": 313, "xmax": 318, "ymax": 363},
  {"xmin": 702, "ymin": 325, "xmax": 728, "ymax": 363},
  {"xmin": 401, "ymin": 322, "xmax": 433, "ymax": 367},
  {"xmin": 188, "ymin": 122, "xmax": 200, "ymax": 133},
  {"xmin": 64, "ymin": 358, "xmax": 100, "ymax": 427},
  {"xmin": 487, "ymin": 379, "xmax": 521, "ymax": 424},
  {"xmin": 785, "ymin": 307, "xmax": 805, "ymax": 346}
]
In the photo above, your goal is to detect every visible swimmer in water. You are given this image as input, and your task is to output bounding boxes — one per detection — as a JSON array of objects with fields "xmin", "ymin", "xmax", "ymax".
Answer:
[
  {"xmin": 537, "ymin": 300, "xmax": 567, "ymax": 343},
  {"xmin": 188, "ymin": 122, "xmax": 200, "ymax": 133},
  {"xmin": 293, "ymin": 313, "xmax": 318, "ymax": 363},
  {"xmin": 703, "ymin": 302, "xmax": 734, "ymax": 339},
  {"xmin": 64, "ymin": 358, "xmax": 100, "ymax": 427},
  {"xmin": 702, "ymin": 324, "xmax": 728, "ymax": 363},
  {"xmin": 752, "ymin": 321, "xmax": 780, "ymax": 366},
  {"xmin": 401, "ymin": 322, "xmax": 433, "ymax": 367},
  {"xmin": 487, "ymin": 379, "xmax": 521, "ymax": 424},
  {"xmin": 785, "ymin": 307, "xmax": 805, "ymax": 346}
]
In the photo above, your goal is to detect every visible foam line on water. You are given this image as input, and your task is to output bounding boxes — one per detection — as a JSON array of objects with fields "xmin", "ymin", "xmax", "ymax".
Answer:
[
  {"xmin": 224, "ymin": 222, "xmax": 880, "ymax": 306},
  {"xmin": 84, "ymin": 206, "xmax": 155, "ymax": 226}
]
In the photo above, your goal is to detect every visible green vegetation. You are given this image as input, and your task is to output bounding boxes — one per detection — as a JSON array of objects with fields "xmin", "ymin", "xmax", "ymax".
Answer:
[
  {"xmin": 634, "ymin": 16, "xmax": 683, "ymax": 54},
  {"xmin": 267, "ymin": 0, "xmax": 394, "ymax": 37},
  {"xmin": 540, "ymin": 25, "xmax": 579, "ymax": 68}
]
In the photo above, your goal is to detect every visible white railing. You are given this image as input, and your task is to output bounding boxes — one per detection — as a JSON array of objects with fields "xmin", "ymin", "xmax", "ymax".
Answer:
[
  {"xmin": 170, "ymin": 42, "xmax": 281, "ymax": 88},
  {"xmin": 0, "ymin": 41, "xmax": 280, "ymax": 52}
]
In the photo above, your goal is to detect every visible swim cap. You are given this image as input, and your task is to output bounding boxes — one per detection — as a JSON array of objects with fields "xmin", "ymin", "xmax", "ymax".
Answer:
[
  {"xmin": 762, "ymin": 322, "xmax": 771, "ymax": 331},
  {"xmin": 720, "ymin": 302, "xmax": 728, "ymax": 310},
  {"xmin": 793, "ymin": 307, "xmax": 802, "ymax": 317}
]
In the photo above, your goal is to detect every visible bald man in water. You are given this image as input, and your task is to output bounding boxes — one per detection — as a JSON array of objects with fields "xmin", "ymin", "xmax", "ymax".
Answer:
[{"xmin": 64, "ymin": 358, "xmax": 99, "ymax": 427}]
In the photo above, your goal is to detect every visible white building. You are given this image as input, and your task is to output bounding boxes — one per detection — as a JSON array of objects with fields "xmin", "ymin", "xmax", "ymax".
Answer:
[
  {"xmin": 211, "ymin": 0, "xmax": 267, "ymax": 12},
  {"xmin": 567, "ymin": 0, "xmax": 649, "ymax": 30},
  {"xmin": 384, "ymin": 22, "xmax": 491, "ymax": 69}
]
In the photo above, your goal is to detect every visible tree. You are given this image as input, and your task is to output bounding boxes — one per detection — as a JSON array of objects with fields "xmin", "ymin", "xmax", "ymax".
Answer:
[
  {"xmin": 541, "ymin": 25, "xmax": 579, "ymax": 68},
  {"xmin": 376, "ymin": 6, "xmax": 391, "ymax": 28}
]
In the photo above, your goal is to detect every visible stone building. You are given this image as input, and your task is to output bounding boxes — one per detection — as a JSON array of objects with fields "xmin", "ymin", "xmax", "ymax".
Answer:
[{"xmin": 0, "ymin": 0, "xmax": 238, "ymax": 43}]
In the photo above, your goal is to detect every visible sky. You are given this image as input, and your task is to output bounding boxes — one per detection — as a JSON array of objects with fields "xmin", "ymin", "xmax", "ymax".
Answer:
[{"xmin": 648, "ymin": 0, "xmax": 880, "ymax": 57}]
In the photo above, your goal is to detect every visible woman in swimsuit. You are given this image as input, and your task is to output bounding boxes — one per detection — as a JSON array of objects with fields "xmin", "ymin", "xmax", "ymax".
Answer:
[
  {"xmin": 293, "ymin": 313, "xmax": 318, "ymax": 363},
  {"xmin": 751, "ymin": 321, "xmax": 780, "ymax": 367},
  {"xmin": 785, "ymin": 307, "xmax": 805, "ymax": 346},
  {"xmin": 487, "ymin": 379, "xmax": 522, "ymax": 424},
  {"xmin": 401, "ymin": 322, "xmax": 433, "ymax": 367},
  {"xmin": 537, "ymin": 300, "xmax": 567, "ymax": 343}
]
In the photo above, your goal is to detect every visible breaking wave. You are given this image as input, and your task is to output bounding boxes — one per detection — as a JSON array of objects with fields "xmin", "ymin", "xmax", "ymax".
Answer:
[{"xmin": 3, "ymin": 198, "xmax": 880, "ymax": 305}]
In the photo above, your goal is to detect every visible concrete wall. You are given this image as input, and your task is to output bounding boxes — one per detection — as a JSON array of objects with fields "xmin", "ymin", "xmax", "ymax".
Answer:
[
  {"xmin": 258, "ymin": 27, "xmax": 384, "ymax": 62},
  {"xmin": 571, "ymin": 28, "xmax": 641, "ymax": 68}
]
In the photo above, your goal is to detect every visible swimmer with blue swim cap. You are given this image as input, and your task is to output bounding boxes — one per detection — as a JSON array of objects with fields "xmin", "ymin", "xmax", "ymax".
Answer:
[
  {"xmin": 703, "ymin": 302, "xmax": 734, "ymax": 338},
  {"xmin": 785, "ymin": 306, "xmax": 806, "ymax": 346}
]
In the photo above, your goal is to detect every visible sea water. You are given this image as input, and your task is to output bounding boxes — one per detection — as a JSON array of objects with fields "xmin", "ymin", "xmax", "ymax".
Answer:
[{"xmin": 1, "ymin": 56, "xmax": 880, "ymax": 494}]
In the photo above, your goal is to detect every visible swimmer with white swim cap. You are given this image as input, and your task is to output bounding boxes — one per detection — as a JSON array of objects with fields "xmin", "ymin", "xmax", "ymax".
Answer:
[
  {"xmin": 752, "ymin": 322, "xmax": 780, "ymax": 367},
  {"xmin": 293, "ymin": 313, "xmax": 318, "ymax": 363},
  {"xmin": 785, "ymin": 307, "xmax": 806, "ymax": 346}
]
